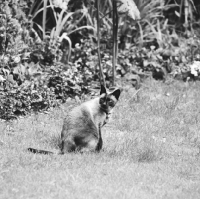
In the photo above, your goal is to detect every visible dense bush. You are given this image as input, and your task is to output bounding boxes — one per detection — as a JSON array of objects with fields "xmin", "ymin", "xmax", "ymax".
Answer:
[
  {"xmin": 1, "ymin": 0, "xmax": 200, "ymax": 120},
  {"xmin": 0, "ymin": 1, "xmax": 92, "ymax": 120}
]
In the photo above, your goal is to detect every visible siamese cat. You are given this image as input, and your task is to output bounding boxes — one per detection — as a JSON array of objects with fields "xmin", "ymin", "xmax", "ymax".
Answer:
[{"xmin": 28, "ymin": 85, "xmax": 121, "ymax": 154}]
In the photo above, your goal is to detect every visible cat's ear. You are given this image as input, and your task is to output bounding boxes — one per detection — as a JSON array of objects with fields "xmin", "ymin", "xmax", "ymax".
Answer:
[
  {"xmin": 100, "ymin": 85, "xmax": 107, "ymax": 95},
  {"xmin": 111, "ymin": 89, "xmax": 121, "ymax": 100}
]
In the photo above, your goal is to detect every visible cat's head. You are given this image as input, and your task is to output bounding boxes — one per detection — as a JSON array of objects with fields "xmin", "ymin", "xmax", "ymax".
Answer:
[{"xmin": 99, "ymin": 85, "xmax": 121, "ymax": 113}]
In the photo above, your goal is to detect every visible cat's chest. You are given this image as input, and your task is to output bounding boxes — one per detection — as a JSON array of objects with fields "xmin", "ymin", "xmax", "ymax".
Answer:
[
  {"xmin": 83, "ymin": 99, "xmax": 111, "ymax": 126},
  {"xmin": 93, "ymin": 112, "xmax": 107, "ymax": 126},
  {"xmin": 104, "ymin": 112, "xmax": 111, "ymax": 126}
]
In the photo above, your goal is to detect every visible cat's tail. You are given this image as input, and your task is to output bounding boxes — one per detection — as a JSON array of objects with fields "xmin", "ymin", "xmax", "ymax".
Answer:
[{"xmin": 28, "ymin": 148, "xmax": 54, "ymax": 155}]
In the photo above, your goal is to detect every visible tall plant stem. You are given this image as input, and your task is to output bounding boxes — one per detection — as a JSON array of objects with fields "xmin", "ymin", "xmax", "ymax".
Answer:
[
  {"xmin": 184, "ymin": 0, "xmax": 189, "ymax": 30},
  {"xmin": 96, "ymin": 0, "xmax": 106, "ymax": 86},
  {"xmin": 42, "ymin": 0, "xmax": 47, "ymax": 40},
  {"xmin": 112, "ymin": 0, "xmax": 118, "ymax": 86}
]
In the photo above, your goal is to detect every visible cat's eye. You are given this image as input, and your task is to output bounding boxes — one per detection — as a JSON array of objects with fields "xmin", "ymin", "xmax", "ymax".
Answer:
[
  {"xmin": 108, "ymin": 101, "xmax": 114, "ymax": 107},
  {"xmin": 100, "ymin": 98, "xmax": 105, "ymax": 104}
]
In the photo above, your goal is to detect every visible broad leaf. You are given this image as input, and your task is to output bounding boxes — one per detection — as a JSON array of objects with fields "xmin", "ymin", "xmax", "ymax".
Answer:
[
  {"xmin": 0, "ymin": 75, "xmax": 5, "ymax": 82},
  {"xmin": 117, "ymin": 0, "xmax": 140, "ymax": 20}
]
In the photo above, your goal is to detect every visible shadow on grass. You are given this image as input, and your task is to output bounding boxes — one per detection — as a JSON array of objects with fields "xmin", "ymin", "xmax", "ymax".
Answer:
[
  {"xmin": 45, "ymin": 134, "xmax": 62, "ymax": 150},
  {"xmin": 106, "ymin": 136, "xmax": 163, "ymax": 163}
]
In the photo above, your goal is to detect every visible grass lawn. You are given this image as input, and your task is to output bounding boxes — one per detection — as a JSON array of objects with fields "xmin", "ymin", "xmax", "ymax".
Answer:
[{"xmin": 1, "ymin": 78, "xmax": 200, "ymax": 199}]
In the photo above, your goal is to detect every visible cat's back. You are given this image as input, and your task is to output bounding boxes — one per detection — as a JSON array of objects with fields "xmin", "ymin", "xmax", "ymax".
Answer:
[{"xmin": 64, "ymin": 98, "xmax": 98, "ymax": 126}]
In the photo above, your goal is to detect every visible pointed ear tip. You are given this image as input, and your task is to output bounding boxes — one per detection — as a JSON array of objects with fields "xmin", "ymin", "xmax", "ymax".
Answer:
[
  {"xmin": 101, "ymin": 84, "xmax": 106, "ymax": 89},
  {"xmin": 100, "ymin": 84, "xmax": 107, "ymax": 94},
  {"xmin": 116, "ymin": 87, "xmax": 123, "ymax": 93},
  {"xmin": 112, "ymin": 88, "xmax": 121, "ymax": 98}
]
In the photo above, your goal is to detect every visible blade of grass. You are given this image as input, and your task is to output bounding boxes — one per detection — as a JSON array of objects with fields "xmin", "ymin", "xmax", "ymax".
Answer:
[
  {"xmin": 59, "ymin": 33, "xmax": 72, "ymax": 63},
  {"xmin": 49, "ymin": 0, "xmax": 58, "ymax": 24},
  {"xmin": 54, "ymin": 11, "xmax": 73, "ymax": 40},
  {"xmin": 29, "ymin": 0, "xmax": 44, "ymax": 16},
  {"xmin": 31, "ymin": 5, "xmax": 52, "ymax": 20},
  {"xmin": 50, "ymin": 27, "xmax": 56, "ymax": 41},
  {"xmin": 137, "ymin": 21, "xmax": 144, "ymax": 47},
  {"xmin": 67, "ymin": 26, "xmax": 95, "ymax": 36}
]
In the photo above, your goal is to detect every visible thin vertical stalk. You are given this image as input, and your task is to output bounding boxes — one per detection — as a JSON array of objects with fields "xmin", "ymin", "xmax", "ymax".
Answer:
[
  {"xmin": 112, "ymin": 0, "xmax": 118, "ymax": 86},
  {"xmin": 42, "ymin": 0, "xmax": 47, "ymax": 40},
  {"xmin": 115, "ymin": 8, "xmax": 118, "ymax": 70},
  {"xmin": 96, "ymin": 0, "xmax": 106, "ymax": 86},
  {"xmin": 179, "ymin": 0, "xmax": 184, "ymax": 22},
  {"xmin": 184, "ymin": 0, "xmax": 189, "ymax": 30},
  {"xmin": 3, "ymin": 12, "xmax": 8, "ymax": 58}
]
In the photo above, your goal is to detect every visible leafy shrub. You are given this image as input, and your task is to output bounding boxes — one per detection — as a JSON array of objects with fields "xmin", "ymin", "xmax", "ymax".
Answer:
[
  {"xmin": 0, "ymin": 85, "xmax": 57, "ymax": 120},
  {"xmin": 116, "ymin": 32, "xmax": 200, "ymax": 81},
  {"xmin": 0, "ymin": 58, "xmax": 95, "ymax": 120},
  {"xmin": 0, "ymin": 1, "xmax": 93, "ymax": 120},
  {"xmin": 1, "ymin": 0, "xmax": 200, "ymax": 121}
]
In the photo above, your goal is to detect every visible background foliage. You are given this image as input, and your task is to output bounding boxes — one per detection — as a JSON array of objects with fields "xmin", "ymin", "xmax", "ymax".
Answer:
[{"xmin": 0, "ymin": 0, "xmax": 200, "ymax": 120}]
